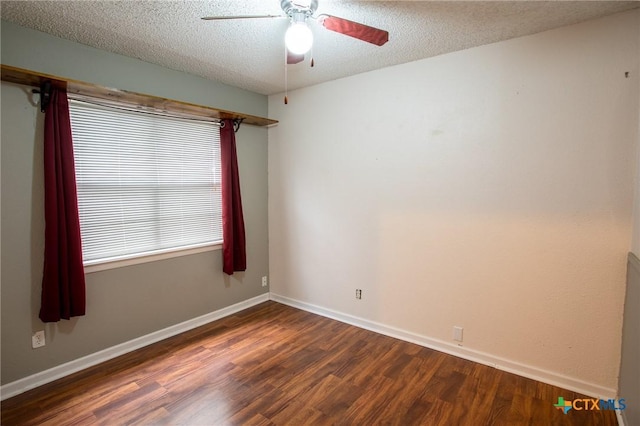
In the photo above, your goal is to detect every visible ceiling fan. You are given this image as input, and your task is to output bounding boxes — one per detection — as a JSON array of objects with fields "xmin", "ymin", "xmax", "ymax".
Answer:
[{"xmin": 202, "ymin": 0, "xmax": 389, "ymax": 102}]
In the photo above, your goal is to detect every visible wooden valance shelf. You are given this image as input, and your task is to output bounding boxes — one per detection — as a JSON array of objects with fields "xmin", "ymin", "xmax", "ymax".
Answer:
[{"xmin": 1, "ymin": 64, "xmax": 278, "ymax": 128}]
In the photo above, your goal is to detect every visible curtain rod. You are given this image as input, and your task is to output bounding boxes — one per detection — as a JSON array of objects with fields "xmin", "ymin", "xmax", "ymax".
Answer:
[
  {"xmin": 33, "ymin": 88, "xmax": 245, "ymax": 131},
  {"xmin": 3, "ymin": 64, "xmax": 277, "ymax": 128}
]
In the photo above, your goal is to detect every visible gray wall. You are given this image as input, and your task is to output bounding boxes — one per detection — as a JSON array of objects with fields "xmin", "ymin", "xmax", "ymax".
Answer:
[
  {"xmin": 1, "ymin": 21, "xmax": 269, "ymax": 385},
  {"xmin": 620, "ymin": 253, "xmax": 640, "ymax": 426}
]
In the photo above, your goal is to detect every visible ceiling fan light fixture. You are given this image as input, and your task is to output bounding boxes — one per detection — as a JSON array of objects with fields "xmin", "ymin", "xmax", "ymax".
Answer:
[{"xmin": 285, "ymin": 22, "xmax": 313, "ymax": 55}]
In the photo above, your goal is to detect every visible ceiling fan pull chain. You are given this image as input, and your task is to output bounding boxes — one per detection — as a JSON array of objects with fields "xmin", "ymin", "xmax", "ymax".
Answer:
[{"xmin": 284, "ymin": 48, "xmax": 289, "ymax": 104}]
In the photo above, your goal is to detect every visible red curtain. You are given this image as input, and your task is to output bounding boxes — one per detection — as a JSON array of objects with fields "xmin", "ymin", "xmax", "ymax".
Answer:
[
  {"xmin": 220, "ymin": 119, "xmax": 247, "ymax": 275},
  {"xmin": 40, "ymin": 87, "xmax": 86, "ymax": 322}
]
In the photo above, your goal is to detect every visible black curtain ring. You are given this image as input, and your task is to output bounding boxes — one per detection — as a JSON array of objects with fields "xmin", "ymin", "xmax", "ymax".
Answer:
[
  {"xmin": 32, "ymin": 81, "xmax": 52, "ymax": 113},
  {"xmin": 233, "ymin": 118, "xmax": 244, "ymax": 133}
]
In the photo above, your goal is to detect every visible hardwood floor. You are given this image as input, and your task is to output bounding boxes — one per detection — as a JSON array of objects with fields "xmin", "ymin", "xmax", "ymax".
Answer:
[{"xmin": 2, "ymin": 301, "xmax": 618, "ymax": 425}]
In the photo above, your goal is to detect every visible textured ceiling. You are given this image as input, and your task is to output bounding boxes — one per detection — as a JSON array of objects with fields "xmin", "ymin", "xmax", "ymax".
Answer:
[{"xmin": 1, "ymin": 1, "xmax": 639, "ymax": 95}]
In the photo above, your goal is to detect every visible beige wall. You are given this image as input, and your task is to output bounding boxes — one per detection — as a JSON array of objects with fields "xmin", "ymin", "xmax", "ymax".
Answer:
[
  {"xmin": 268, "ymin": 10, "xmax": 639, "ymax": 393},
  {"xmin": 1, "ymin": 22, "xmax": 269, "ymax": 385}
]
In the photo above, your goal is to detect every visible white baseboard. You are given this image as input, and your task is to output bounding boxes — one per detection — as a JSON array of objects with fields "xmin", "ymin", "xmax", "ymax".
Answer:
[
  {"xmin": 2, "ymin": 292, "xmax": 618, "ymax": 406},
  {"xmin": 269, "ymin": 293, "xmax": 618, "ymax": 400},
  {"xmin": 0, "ymin": 293, "xmax": 269, "ymax": 401},
  {"xmin": 616, "ymin": 410, "xmax": 626, "ymax": 426}
]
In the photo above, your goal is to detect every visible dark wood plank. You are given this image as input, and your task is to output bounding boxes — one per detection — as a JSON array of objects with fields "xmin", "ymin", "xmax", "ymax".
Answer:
[{"xmin": 1, "ymin": 302, "xmax": 619, "ymax": 426}]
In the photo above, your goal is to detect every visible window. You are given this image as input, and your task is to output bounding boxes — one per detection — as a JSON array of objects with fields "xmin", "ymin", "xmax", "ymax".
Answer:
[{"xmin": 68, "ymin": 98, "xmax": 222, "ymax": 266}]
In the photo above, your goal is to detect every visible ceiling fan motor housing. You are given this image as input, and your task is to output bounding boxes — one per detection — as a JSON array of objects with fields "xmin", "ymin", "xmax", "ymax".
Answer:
[{"xmin": 281, "ymin": 0, "xmax": 318, "ymax": 18}]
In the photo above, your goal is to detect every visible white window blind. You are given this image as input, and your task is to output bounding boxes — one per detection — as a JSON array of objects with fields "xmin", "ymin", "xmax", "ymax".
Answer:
[{"xmin": 68, "ymin": 99, "xmax": 222, "ymax": 264}]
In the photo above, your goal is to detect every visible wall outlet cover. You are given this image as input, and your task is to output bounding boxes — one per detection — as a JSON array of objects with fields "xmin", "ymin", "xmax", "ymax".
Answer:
[
  {"xmin": 453, "ymin": 326, "xmax": 463, "ymax": 342},
  {"xmin": 32, "ymin": 330, "xmax": 45, "ymax": 348}
]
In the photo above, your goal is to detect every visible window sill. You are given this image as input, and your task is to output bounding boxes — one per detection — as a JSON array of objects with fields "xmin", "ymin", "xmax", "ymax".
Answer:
[{"xmin": 83, "ymin": 242, "xmax": 223, "ymax": 274}]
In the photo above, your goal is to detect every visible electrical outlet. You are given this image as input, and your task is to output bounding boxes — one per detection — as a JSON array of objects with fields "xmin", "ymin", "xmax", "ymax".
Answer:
[
  {"xmin": 453, "ymin": 326, "xmax": 463, "ymax": 342},
  {"xmin": 32, "ymin": 330, "xmax": 45, "ymax": 349},
  {"xmin": 261, "ymin": 276, "xmax": 268, "ymax": 287},
  {"xmin": 355, "ymin": 289, "xmax": 362, "ymax": 299}
]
